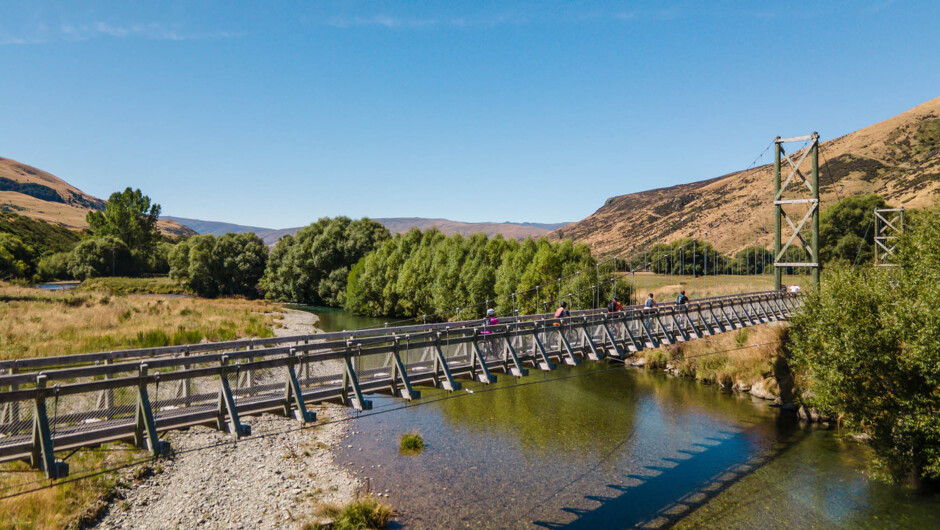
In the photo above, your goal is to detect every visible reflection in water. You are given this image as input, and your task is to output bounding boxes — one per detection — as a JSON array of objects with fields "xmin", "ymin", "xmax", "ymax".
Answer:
[
  {"xmin": 334, "ymin": 361, "xmax": 940, "ymax": 528},
  {"xmin": 293, "ymin": 308, "xmax": 940, "ymax": 527},
  {"xmin": 288, "ymin": 304, "xmax": 388, "ymax": 333}
]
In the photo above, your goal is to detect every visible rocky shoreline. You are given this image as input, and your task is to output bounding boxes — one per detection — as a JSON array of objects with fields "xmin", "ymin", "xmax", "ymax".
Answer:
[
  {"xmin": 93, "ymin": 307, "xmax": 359, "ymax": 529},
  {"xmin": 628, "ymin": 352, "xmax": 832, "ymax": 426}
]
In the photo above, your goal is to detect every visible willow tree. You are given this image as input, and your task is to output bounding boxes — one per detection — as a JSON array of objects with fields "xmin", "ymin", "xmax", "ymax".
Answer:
[{"xmin": 788, "ymin": 201, "xmax": 940, "ymax": 485}]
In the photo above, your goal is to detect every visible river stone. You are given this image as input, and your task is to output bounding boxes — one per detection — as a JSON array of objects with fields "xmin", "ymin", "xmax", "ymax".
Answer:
[{"xmin": 749, "ymin": 378, "xmax": 778, "ymax": 400}]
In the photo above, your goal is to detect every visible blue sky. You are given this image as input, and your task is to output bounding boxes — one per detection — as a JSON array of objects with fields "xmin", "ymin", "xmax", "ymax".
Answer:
[{"xmin": 1, "ymin": 1, "xmax": 938, "ymax": 228}]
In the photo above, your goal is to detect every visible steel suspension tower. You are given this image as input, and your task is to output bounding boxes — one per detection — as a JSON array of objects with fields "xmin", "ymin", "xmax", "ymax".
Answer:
[{"xmin": 774, "ymin": 132, "xmax": 820, "ymax": 290}]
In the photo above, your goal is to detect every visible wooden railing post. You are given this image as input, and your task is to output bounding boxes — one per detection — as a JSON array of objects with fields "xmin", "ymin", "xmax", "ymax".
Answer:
[{"xmin": 30, "ymin": 374, "xmax": 68, "ymax": 479}]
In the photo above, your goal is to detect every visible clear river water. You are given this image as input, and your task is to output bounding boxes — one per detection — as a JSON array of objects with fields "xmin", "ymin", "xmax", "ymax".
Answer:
[{"xmin": 303, "ymin": 307, "xmax": 940, "ymax": 529}]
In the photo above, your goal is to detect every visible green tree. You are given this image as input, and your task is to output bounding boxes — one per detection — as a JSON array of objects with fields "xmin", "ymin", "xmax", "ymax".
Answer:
[
  {"xmin": 261, "ymin": 217, "xmax": 389, "ymax": 306},
  {"xmin": 346, "ymin": 231, "xmax": 628, "ymax": 319},
  {"xmin": 86, "ymin": 188, "xmax": 162, "ymax": 255},
  {"xmin": 0, "ymin": 234, "xmax": 35, "ymax": 280},
  {"xmin": 169, "ymin": 233, "xmax": 267, "ymax": 297},
  {"xmin": 37, "ymin": 251, "xmax": 72, "ymax": 281},
  {"xmin": 819, "ymin": 193, "xmax": 887, "ymax": 265},
  {"xmin": 67, "ymin": 237, "xmax": 133, "ymax": 280},
  {"xmin": 788, "ymin": 201, "xmax": 940, "ymax": 484}
]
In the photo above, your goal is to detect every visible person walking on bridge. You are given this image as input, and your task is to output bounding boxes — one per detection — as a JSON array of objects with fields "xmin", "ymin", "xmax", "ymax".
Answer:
[
  {"xmin": 481, "ymin": 308, "xmax": 499, "ymax": 359},
  {"xmin": 645, "ymin": 293, "xmax": 657, "ymax": 309},
  {"xmin": 552, "ymin": 301, "xmax": 570, "ymax": 350},
  {"xmin": 607, "ymin": 296, "xmax": 623, "ymax": 313},
  {"xmin": 675, "ymin": 290, "xmax": 689, "ymax": 305}
]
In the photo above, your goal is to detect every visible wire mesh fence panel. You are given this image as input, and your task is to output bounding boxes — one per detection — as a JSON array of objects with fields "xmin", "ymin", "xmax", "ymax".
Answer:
[
  {"xmin": 0, "ymin": 397, "xmax": 35, "ymax": 449},
  {"xmin": 175, "ymin": 372, "xmax": 222, "ymax": 416},
  {"xmin": 48, "ymin": 384, "xmax": 136, "ymax": 440},
  {"xmin": 300, "ymin": 354, "xmax": 345, "ymax": 393}
]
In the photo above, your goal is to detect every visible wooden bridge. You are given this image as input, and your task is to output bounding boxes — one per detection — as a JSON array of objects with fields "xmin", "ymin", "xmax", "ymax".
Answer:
[{"xmin": 0, "ymin": 290, "xmax": 799, "ymax": 478}]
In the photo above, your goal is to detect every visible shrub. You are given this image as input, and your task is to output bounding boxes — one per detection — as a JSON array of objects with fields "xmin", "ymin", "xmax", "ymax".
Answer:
[
  {"xmin": 398, "ymin": 432, "xmax": 424, "ymax": 455},
  {"xmin": 37, "ymin": 251, "xmax": 71, "ymax": 281},
  {"xmin": 788, "ymin": 201, "xmax": 940, "ymax": 484},
  {"xmin": 316, "ymin": 497, "xmax": 394, "ymax": 530},
  {"xmin": 0, "ymin": 233, "xmax": 35, "ymax": 280}
]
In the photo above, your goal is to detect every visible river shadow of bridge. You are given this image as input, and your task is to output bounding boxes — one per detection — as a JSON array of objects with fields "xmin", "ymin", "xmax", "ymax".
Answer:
[{"xmin": 531, "ymin": 414, "xmax": 806, "ymax": 529}]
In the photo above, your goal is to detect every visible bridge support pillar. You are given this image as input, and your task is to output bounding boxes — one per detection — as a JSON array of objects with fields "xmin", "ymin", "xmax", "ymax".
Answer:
[
  {"xmin": 217, "ymin": 356, "xmax": 250, "ymax": 438},
  {"xmin": 341, "ymin": 346, "xmax": 372, "ymax": 411},
  {"xmin": 134, "ymin": 364, "xmax": 170, "ymax": 456},
  {"xmin": 580, "ymin": 322, "xmax": 605, "ymax": 361},
  {"xmin": 432, "ymin": 335, "xmax": 461, "ymax": 391},
  {"xmin": 601, "ymin": 321, "xmax": 624, "ymax": 358},
  {"xmin": 469, "ymin": 337, "xmax": 497, "ymax": 384},
  {"xmin": 389, "ymin": 340, "xmax": 421, "ymax": 399},
  {"xmin": 284, "ymin": 349, "xmax": 315, "ymax": 423},
  {"xmin": 30, "ymin": 375, "xmax": 68, "ymax": 479},
  {"xmin": 531, "ymin": 329, "xmax": 556, "ymax": 371},
  {"xmin": 503, "ymin": 336, "xmax": 528, "ymax": 377}
]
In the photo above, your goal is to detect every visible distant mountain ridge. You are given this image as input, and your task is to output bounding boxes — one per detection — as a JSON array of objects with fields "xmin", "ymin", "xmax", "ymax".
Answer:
[
  {"xmin": 552, "ymin": 96, "xmax": 940, "ymax": 256},
  {"xmin": 164, "ymin": 216, "xmax": 570, "ymax": 245},
  {"xmin": 0, "ymin": 157, "xmax": 196, "ymax": 238}
]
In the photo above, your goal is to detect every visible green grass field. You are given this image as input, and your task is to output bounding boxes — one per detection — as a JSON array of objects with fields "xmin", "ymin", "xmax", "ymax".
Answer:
[{"xmin": 619, "ymin": 272, "xmax": 809, "ymax": 304}]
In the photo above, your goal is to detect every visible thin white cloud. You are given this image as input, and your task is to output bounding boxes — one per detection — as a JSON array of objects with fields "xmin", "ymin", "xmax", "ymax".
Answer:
[
  {"xmin": 327, "ymin": 15, "xmax": 438, "ymax": 30},
  {"xmin": 327, "ymin": 12, "xmax": 528, "ymax": 30},
  {"xmin": 0, "ymin": 21, "xmax": 239, "ymax": 45}
]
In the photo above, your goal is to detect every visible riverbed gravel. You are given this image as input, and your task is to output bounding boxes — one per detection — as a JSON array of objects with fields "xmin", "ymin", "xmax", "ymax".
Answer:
[{"xmin": 94, "ymin": 307, "xmax": 359, "ymax": 529}]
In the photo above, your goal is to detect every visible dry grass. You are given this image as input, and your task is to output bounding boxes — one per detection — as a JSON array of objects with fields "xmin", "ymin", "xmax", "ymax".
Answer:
[
  {"xmin": 0, "ymin": 443, "xmax": 152, "ymax": 529},
  {"xmin": 0, "ymin": 282, "xmax": 277, "ymax": 360},
  {"xmin": 0, "ymin": 281, "xmax": 286, "ymax": 528},
  {"xmin": 638, "ymin": 322, "xmax": 787, "ymax": 390}
]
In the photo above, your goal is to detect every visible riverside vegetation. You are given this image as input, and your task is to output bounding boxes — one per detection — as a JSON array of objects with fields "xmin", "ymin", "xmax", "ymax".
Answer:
[
  {"xmin": 633, "ymin": 200, "xmax": 940, "ymax": 487},
  {"xmin": 787, "ymin": 200, "xmax": 940, "ymax": 486}
]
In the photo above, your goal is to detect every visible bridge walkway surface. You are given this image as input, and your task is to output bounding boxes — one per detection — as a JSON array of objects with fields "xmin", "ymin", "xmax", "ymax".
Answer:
[{"xmin": 0, "ymin": 290, "xmax": 799, "ymax": 478}]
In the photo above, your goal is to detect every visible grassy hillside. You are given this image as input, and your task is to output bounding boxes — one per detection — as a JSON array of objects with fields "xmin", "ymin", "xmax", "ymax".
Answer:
[
  {"xmin": 0, "ymin": 211, "xmax": 81, "ymax": 254},
  {"xmin": 554, "ymin": 96, "xmax": 940, "ymax": 256},
  {"xmin": 0, "ymin": 157, "xmax": 196, "ymax": 238}
]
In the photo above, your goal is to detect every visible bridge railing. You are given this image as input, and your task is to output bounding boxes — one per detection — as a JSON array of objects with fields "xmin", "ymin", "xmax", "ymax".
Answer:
[
  {"xmin": 0, "ymin": 290, "xmax": 799, "ymax": 478},
  {"xmin": 0, "ymin": 290, "xmax": 789, "ymax": 375}
]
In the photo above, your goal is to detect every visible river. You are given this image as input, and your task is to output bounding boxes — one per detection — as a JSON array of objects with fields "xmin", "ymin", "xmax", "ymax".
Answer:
[{"xmin": 302, "ymin": 308, "xmax": 939, "ymax": 528}]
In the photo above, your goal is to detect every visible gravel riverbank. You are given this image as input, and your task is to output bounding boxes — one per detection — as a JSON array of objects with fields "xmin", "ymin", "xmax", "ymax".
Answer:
[{"xmin": 94, "ymin": 307, "xmax": 359, "ymax": 529}]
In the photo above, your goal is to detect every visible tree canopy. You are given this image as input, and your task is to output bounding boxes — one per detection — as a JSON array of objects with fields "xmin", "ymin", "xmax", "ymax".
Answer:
[
  {"xmin": 346, "ymin": 230, "xmax": 630, "ymax": 320},
  {"xmin": 67, "ymin": 236, "xmax": 133, "ymax": 280},
  {"xmin": 86, "ymin": 188, "xmax": 161, "ymax": 254},
  {"xmin": 261, "ymin": 217, "xmax": 390, "ymax": 306},
  {"xmin": 0, "ymin": 233, "xmax": 35, "ymax": 280},
  {"xmin": 170, "ymin": 233, "xmax": 268, "ymax": 298},
  {"xmin": 819, "ymin": 193, "xmax": 887, "ymax": 265}
]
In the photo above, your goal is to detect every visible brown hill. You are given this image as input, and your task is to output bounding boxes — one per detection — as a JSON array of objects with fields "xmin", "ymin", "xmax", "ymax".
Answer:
[
  {"xmin": 373, "ymin": 218, "xmax": 566, "ymax": 239},
  {"xmin": 553, "ymin": 96, "xmax": 940, "ymax": 257},
  {"xmin": 0, "ymin": 157, "xmax": 196, "ymax": 238},
  {"xmin": 164, "ymin": 216, "xmax": 568, "ymax": 246}
]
